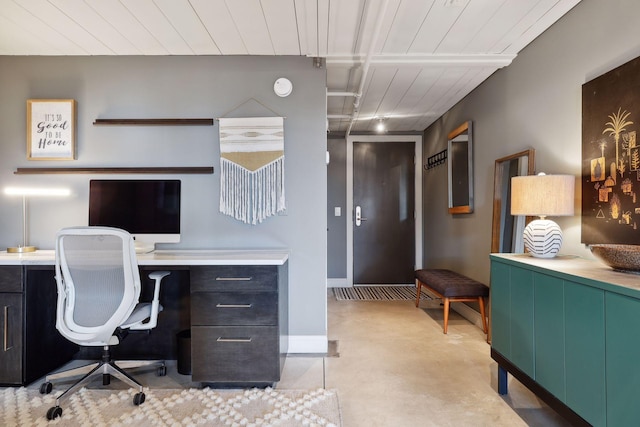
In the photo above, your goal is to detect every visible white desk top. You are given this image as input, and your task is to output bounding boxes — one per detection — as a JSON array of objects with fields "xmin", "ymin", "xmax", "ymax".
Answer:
[{"xmin": 0, "ymin": 249, "xmax": 289, "ymax": 266}]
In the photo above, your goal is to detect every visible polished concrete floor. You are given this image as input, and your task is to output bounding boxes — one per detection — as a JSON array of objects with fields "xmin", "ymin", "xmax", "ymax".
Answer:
[
  {"xmin": 29, "ymin": 292, "xmax": 572, "ymax": 426},
  {"xmin": 321, "ymin": 293, "xmax": 571, "ymax": 426}
]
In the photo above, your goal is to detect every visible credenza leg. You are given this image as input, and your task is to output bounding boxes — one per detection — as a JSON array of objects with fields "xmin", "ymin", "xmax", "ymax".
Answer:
[{"xmin": 498, "ymin": 365, "xmax": 508, "ymax": 395}]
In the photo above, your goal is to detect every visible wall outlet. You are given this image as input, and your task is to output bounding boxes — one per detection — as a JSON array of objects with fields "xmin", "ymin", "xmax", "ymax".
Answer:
[{"xmin": 334, "ymin": 207, "xmax": 341, "ymax": 217}]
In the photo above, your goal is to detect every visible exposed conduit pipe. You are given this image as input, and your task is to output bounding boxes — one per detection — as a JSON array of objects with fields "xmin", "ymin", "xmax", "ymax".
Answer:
[
  {"xmin": 327, "ymin": 91, "xmax": 358, "ymax": 97},
  {"xmin": 345, "ymin": 0, "xmax": 391, "ymax": 137}
]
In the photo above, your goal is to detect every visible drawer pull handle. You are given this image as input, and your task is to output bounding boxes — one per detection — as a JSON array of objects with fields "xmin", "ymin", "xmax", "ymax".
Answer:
[
  {"xmin": 3, "ymin": 306, "xmax": 11, "ymax": 352},
  {"xmin": 215, "ymin": 277, "xmax": 253, "ymax": 281},
  {"xmin": 216, "ymin": 337, "xmax": 252, "ymax": 343},
  {"xmin": 216, "ymin": 304, "xmax": 253, "ymax": 308}
]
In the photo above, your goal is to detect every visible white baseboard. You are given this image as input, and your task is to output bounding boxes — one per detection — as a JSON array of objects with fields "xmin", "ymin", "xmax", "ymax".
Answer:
[
  {"xmin": 288, "ymin": 335, "xmax": 328, "ymax": 354},
  {"xmin": 421, "ymin": 288, "xmax": 486, "ymax": 332},
  {"xmin": 326, "ymin": 278, "xmax": 348, "ymax": 288},
  {"xmin": 451, "ymin": 302, "xmax": 486, "ymax": 331},
  {"xmin": 286, "ymin": 307, "xmax": 482, "ymax": 355}
]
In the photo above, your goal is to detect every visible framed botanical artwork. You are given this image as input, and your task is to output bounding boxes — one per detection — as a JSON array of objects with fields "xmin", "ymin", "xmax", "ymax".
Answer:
[
  {"xmin": 26, "ymin": 99, "xmax": 76, "ymax": 160},
  {"xmin": 582, "ymin": 56, "xmax": 640, "ymax": 244}
]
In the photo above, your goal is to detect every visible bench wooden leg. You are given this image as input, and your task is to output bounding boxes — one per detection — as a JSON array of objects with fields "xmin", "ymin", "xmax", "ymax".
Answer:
[
  {"xmin": 415, "ymin": 279, "xmax": 422, "ymax": 307},
  {"xmin": 478, "ymin": 297, "xmax": 488, "ymax": 334},
  {"xmin": 443, "ymin": 298, "xmax": 450, "ymax": 334}
]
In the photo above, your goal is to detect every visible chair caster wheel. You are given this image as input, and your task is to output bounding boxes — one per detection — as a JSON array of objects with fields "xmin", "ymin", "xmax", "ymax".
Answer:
[
  {"xmin": 47, "ymin": 406, "xmax": 62, "ymax": 420},
  {"xmin": 40, "ymin": 382, "xmax": 53, "ymax": 394},
  {"xmin": 157, "ymin": 365, "xmax": 167, "ymax": 376},
  {"xmin": 133, "ymin": 392, "xmax": 146, "ymax": 406}
]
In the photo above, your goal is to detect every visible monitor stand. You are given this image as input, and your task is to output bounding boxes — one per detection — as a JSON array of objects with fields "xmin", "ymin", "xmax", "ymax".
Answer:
[{"xmin": 134, "ymin": 241, "xmax": 155, "ymax": 254}]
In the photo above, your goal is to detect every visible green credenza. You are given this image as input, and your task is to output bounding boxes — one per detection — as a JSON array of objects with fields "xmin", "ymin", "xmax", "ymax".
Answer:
[{"xmin": 491, "ymin": 254, "xmax": 640, "ymax": 427}]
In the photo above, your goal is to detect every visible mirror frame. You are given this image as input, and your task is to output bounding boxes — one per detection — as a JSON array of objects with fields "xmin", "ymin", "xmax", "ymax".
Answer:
[
  {"xmin": 447, "ymin": 121, "xmax": 473, "ymax": 214},
  {"xmin": 490, "ymin": 149, "xmax": 536, "ymax": 253}
]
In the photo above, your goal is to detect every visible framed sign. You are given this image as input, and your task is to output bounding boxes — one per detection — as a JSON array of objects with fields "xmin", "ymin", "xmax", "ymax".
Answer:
[{"xmin": 27, "ymin": 99, "xmax": 76, "ymax": 160}]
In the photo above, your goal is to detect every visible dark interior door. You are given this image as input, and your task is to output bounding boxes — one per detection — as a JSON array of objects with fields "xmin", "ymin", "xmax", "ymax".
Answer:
[{"xmin": 353, "ymin": 141, "xmax": 415, "ymax": 284}]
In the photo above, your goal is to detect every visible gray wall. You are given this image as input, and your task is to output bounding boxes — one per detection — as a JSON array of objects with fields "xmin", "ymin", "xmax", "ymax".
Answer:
[
  {"xmin": 0, "ymin": 55, "xmax": 328, "ymax": 351},
  {"xmin": 423, "ymin": 0, "xmax": 640, "ymax": 285},
  {"xmin": 327, "ymin": 136, "xmax": 347, "ymax": 279}
]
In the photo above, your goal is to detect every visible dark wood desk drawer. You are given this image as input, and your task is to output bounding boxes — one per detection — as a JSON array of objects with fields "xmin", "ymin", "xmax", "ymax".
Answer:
[
  {"xmin": 191, "ymin": 291, "xmax": 277, "ymax": 326},
  {"xmin": 0, "ymin": 267, "xmax": 22, "ymax": 292},
  {"xmin": 191, "ymin": 326, "xmax": 279, "ymax": 382},
  {"xmin": 190, "ymin": 266, "xmax": 277, "ymax": 292}
]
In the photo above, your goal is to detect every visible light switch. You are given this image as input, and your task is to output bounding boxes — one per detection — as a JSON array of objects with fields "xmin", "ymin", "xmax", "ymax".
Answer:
[{"xmin": 334, "ymin": 207, "xmax": 341, "ymax": 217}]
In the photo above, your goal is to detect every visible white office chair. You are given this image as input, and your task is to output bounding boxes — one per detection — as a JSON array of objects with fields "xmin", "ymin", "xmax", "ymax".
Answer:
[{"xmin": 40, "ymin": 226, "xmax": 170, "ymax": 421}]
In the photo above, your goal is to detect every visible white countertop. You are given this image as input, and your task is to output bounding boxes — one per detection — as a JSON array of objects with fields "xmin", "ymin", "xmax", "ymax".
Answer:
[
  {"xmin": 0, "ymin": 249, "xmax": 289, "ymax": 266},
  {"xmin": 491, "ymin": 253, "xmax": 640, "ymax": 297}
]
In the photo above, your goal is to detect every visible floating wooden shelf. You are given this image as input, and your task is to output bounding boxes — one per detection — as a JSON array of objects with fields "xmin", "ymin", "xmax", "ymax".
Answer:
[
  {"xmin": 14, "ymin": 167, "xmax": 214, "ymax": 175},
  {"xmin": 93, "ymin": 118, "xmax": 214, "ymax": 126}
]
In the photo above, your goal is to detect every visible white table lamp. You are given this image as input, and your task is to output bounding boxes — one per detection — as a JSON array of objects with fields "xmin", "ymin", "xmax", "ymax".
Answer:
[
  {"xmin": 4, "ymin": 187, "xmax": 71, "ymax": 253},
  {"xmin": 510, "ymin": 173, "xmax": 575, "ymax": 258}
]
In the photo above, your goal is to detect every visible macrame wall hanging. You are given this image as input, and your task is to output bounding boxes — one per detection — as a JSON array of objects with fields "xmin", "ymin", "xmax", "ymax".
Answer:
[{"xmin": 218, "ymin": 116, "xmax": 286, "ymax": 225}]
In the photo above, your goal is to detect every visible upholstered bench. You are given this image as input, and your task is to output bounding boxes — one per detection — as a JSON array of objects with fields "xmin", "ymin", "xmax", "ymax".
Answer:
[{"xmin": 415, "ymin": 269, "xmax": 489, "ymax": 334}]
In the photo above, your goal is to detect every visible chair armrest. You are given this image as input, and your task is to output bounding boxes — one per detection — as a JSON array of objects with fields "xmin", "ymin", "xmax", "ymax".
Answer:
[
  {"xmin": 128, "ymin": 271, "xmax": 170, "ymax": 331},
  {"xmin": 148, "ymin": 271, "xmax": 170, "ymax": 302}
]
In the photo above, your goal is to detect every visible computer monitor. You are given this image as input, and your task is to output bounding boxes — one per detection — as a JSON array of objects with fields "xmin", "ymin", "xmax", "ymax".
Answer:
[{"xmin": 88, "ymin": 179, "xmax": 181, "ymax": 253}]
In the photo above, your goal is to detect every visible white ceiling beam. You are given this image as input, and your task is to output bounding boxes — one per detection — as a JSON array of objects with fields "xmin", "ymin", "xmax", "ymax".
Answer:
[
  {"xmin": 327, "ymin": 0, "xmax": 364, "ymax": 54},
  {"xmin": 15, "ymin": 0, "xmax": 113, "ymax": 54},
  {"xmin": 326, "ymin": 53, "xmax": 516, "ymax": 68},
  {"xmin": 262, "ymin": 0, "xmax": 302, "ymax": 55},
  {"xmin": 190, "ymin": 0, "xmax": 247, "ymax": 55},
  {"xmin": 153, "ymin": 0, "xmax": 220, "ymax": 55},
  {"xmin": 86, "ymin": 0, "xmax": 168, "ymax": 55},
  {"xmin": 346, "ymin": 0, "xmax": 391, "ymax": 136},
  {"xmin": 408, "ymin": 0, "xmax": 470, "ymax": 54},
  {"xmin": 0, "ymin": 0, "xmax": 85, "ymax": 54},
  {"xmin": 51, "ymin": 0, "xmax": 141, "ymax": 55},
  {"xmin": 0, "ymin": 14, "xmax": 64, "ymax": 55},
  {"xmin": 435, "ymin": 0, "xmax": 503, "ymax": 53},
  {"xmin": 293, "ymin": 0, "xmax": 313, "ymax": 55},
  {"xmin": 225, "ymin": 0, "xmax": 274, "ymax": 55},
  {"xmin": 502, "ymin": 0, "xmax": 581, "ymax": 54},
  {"xmin": 120, "ymin": 0, "xmax": 193, "ymax": 55}
]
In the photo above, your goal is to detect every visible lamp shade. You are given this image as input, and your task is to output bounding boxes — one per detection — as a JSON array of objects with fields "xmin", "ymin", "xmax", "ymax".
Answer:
[
  {"xmin": 511, "ymin": 173, "xmax": 575, "ymax": 217},
  {"xmin": 510, "ymin": 173, "xmax": 574, "ymax": 258},
  {"xmin": 4, "ymin": 187, "xmax": 71, "ymax": 197},
  {"xmin": 4, "ymin": 186, "xmax": 71, "ymax": 253}
]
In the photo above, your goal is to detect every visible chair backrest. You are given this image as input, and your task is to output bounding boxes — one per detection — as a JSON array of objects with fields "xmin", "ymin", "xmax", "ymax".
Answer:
[{"xmin": 55, "ymin": 226, "xmax": 141, "ymax": 346}]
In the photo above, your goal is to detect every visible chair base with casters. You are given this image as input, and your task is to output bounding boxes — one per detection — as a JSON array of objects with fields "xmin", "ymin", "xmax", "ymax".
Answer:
[
  {"xmin": 40, "ymin": 346, "xmax": 167, "ymax": 420},
  {"xmin": 43, "ymin": 227, "xmax": 171, "ymax": 422}
]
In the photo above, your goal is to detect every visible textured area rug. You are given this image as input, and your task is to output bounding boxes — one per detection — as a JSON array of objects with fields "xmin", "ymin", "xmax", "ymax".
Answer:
[
  {"xmin": 1, "ymin": 387, "xmax": 341, "ymax": 426},
  {"xmin": 333, "ymin": 286, "xmax": 432, "ymax": 301}
]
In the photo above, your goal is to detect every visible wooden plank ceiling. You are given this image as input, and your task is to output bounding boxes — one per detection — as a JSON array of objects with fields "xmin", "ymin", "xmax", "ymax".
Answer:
[{"xmin": 0, "ymin": 0, "xmax": 581, "ymax": 134}]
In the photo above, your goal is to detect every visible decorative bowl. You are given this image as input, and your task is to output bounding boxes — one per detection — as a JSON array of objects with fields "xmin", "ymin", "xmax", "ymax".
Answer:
[{"xmin": 589, "ymin": 244, "xmax": 640, "ymax": 272}]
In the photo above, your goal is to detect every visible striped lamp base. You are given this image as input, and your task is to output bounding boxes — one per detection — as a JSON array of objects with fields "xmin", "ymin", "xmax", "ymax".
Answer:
[{"xmin": 523, "ymin": 219, "xmax": 563, "ymax": 258}]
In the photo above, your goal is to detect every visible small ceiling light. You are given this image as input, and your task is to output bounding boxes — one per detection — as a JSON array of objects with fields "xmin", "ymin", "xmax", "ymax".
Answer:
[{"xmin": 375, "ymin": 118, "xmax": 386, "ymax": 133}]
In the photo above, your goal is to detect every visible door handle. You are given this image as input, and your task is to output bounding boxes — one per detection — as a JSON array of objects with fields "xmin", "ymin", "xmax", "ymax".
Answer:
[
  {"xmin": 3, "ymin": 306, "xmax": 11, "ymax": 352},
  {"xmin": 355, "ymin": 206, "xmax": 367, "ymax": 227}
]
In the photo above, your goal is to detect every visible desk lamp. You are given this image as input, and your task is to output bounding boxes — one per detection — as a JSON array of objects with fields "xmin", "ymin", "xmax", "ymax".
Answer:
[
  {"xmin": 510, "ymin": 173, "xmax": 575, "ymax": 258},
  {"xmin": 4, "ymin": 187, "xmax": 71, "ymax": 253}
]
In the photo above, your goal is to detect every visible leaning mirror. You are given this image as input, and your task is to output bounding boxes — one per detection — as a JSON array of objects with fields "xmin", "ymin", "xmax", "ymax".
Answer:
[
  {"xmin": 491, "ymin": 149, "xmax": 535, "ymax": 253},
  {"xmin": 447, "ymin": 121, "xmax": 473, "ymax": 214}
]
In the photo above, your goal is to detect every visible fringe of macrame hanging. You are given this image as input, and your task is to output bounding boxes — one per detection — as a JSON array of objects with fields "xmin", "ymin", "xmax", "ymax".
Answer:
[{"xmin": 220, "ymin": 157, "xmax": 286, "ymax": 225}]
